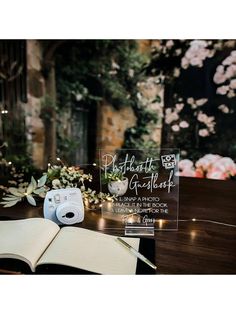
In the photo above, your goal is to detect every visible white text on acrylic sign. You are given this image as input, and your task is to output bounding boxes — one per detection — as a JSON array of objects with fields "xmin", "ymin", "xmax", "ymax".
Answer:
[{"xmin": 99, "ymin": 149, "xmax": 179, "ymax": 231}]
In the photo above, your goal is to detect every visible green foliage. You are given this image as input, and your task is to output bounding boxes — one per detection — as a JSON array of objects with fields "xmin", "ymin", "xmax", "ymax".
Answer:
[
  {"xmin": 55, "ymin": 40, "xmax": 157, "ymax": 153},
  {"xmin": 101, "ymin": 170, "xmax": 124, "ymax": 184},
  {"xmin": 40, "ymin": 95, "xmax": 57, "ymax": 121},
  {"xmin": 123, "ymin": 103, "xmax": 160, "ymax": 150},
  {"xmin": 55, "ymin": 40, "xmax": 146, "ymax": 110}
]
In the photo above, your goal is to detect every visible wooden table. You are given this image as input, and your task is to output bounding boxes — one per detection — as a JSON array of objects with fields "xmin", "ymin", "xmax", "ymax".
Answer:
[{"xmin": 0, "ymin": 177, "xmax": 236, "ymax": 274}]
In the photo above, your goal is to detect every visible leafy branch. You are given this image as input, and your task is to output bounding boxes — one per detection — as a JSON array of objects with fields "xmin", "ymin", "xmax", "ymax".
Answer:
[{"xmin": 0, "ymin": 174, "xmax": 47, "ymax": 207}]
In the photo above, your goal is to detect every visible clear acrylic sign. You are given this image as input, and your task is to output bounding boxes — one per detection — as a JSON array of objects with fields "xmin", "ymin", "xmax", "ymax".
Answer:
[{"xmin": 99, "ymin": 149, "xmax": 179, "ymax": 235}]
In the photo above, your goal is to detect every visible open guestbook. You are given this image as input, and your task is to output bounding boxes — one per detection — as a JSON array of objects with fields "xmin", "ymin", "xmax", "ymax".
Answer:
[{"xmin": 0, "ymin": 218, "xmax": 155, "ymax": 275}]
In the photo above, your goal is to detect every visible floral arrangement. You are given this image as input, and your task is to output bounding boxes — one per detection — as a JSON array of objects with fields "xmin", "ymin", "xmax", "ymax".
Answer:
[
  {"xmin": 179, "ymin": 154, "xmax": 236, "ymax": 180},
  {"xmin": 145, "ymin": 39, "xmax": 236, "ymax": 162},
  {"xmin": 214, "ymin": 50, "xmax": 236, "ymax": 98},
  {"xmin": 0, "ymin": 163, "xmax": 115, "ymax": 208},
  {"xmin": 164, "ymin": 96, "xmax": 217, "ymax": 143}
]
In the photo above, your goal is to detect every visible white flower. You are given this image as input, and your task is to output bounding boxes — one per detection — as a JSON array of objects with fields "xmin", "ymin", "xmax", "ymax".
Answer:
[
  {"xmin": 179, "ymin": 121, "xmax": 189, "ymax": 128},
  {"xmin": 171, "ymin": 124, "xmax": 180, "ymax": 132},
  {"xmin": 52, "ymin": 179, "xmax": 61, "ymax": 188},
  {"xmin": 199, "ymin": 129, "xmax": 209, "ymax": 137},
  {"xmin": 128, "ymin": 69, "xmax": 134, "ymax": 78},
  {"xmin": 137, "ymin": 92, "xmax": 142, "ymax": 100},
  {"xmin": 111, "ymin": 60, "xmax": 120, "ymax": 70},
  {"xmin": 75, "ymin": 93, "xmax": 83, "ymax": 101}
]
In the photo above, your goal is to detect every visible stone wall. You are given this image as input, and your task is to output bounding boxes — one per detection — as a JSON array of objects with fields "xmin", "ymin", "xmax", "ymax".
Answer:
[
  {"xmin": 25, "ymin": 40, "xmax": 46, "ymax": 169},
  {"xmin": 24, "ymin": 40, "xmax": 164, "ymax": 168},
  {"xmin": 138, "ymin": 76, "xmax": 164, "ymax": 146},
  {"xmin": 96, "ymin": 100, "xmax": 137, "ymax": 152}
]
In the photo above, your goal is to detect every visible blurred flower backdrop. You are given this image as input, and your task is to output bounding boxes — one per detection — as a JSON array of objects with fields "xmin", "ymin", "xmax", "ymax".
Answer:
[
  {"xmin": 1, "ymin": 39, "xmax": 236, "ymax": 182},
  {"xmin": 145, "ymin": 40, "xmax": 236, "ymax": 179}
]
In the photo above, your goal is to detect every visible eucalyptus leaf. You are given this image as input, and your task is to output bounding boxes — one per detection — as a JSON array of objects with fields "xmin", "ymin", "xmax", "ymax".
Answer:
[
  {"xmin": 3, "ymin": 200, "xmax": 20, "ymax": 207},
  {"xmin": 37, "ymin": 174, "xmax": 47, "ymax": 187},
  {"xmin": 26, "ymin": 195, "xmax": 36, "ymax": 206},
  {"xmin": 27, "ymin": 183, "xmax": 34, "ymax": 195},
  {"xmin": 33, "ymin": 187, "xmax": 45, "ymax": 195},
  {"xmin": 2, "ymin": 196, "xmax": 22, "ymax": 201},
  {"xmin": 31, "ymin": 176, "xmax": 37, "ymax": 190},
  {"xmin": 8, "ymin": 187, "xmax": 24, "ymax": 197}
]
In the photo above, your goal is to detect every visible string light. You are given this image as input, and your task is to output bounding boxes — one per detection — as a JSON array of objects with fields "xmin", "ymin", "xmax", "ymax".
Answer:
[
  {"xmin": 178, "ymin": 218, "xmax": 236, "ymax": 228},
  {"xmin": 1, "ymin": 110, "xmax": 8, "ymax": 114},
  {"xmin": 56, "ymin": 157, "xmax": 65, "ymax": 166}
]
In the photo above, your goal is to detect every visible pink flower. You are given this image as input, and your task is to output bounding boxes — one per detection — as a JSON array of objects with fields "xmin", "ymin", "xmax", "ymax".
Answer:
[
  {"xmin": 179, "ymin": 168, "xmax": 196, "ymax": 177},
  {"xmin": 196, "ymin": 98, "xmax": 208, "ymax": 106},
  {"xmin": 225, "ymin": 66, "xmax": 236, "ymax": 79},
  {"xmin": 218, "ymin": 104, "xmax": 229, "ymax": 113},
  {"xmin": 204, "ymin": 154, "xmax": 221, "ymax": 163},
  {"xmin": 195, "ymin": 168, "xmax": 204, "ymax": 178},
  {"xmin": 166, "ymin": 40, "xmax": 174, "ymax": 48},
  {"xmin": 179, "ymin": 121, "xmax": 189, "ymax": 128},
  {"xmin": 222, "ymin": 56, "xmax": 234, "ymax": 66},
  {"xmin": 214, "ymin": 157, "xmax": 236, "ymax": 176},
  {"xmin": 199, "ymin": 129, "xmax": 209, "ymax": 137},
  {"xmin": 213, "ymin": 72, "xmax": 226, "ymax": 84},
  {"xmin": 165, "ymin": 109, "xmax": 179, "ymax": 124},
  {"xmin": 175, "ymin": 103, "xmax": 184, "ymax": 112},
  {"xmin": 195, "ymin": 154, "xmax": 221, "ymax": 171},
  {"xmin": 171, "ymin": 124, "xmax": 180, "ymax": 132},
  {"xmin": 187, "ymin": 97, "xmax": 194, "ymax": 105},
  {"xmin": 179, "ymin": 159, "xmax": 194, "ymax": 170},
  {"xmin": 179, "ymin": 155, "xmax": 236, "ymax": 181},
  {"xmin": 179, "ymin": 159, "xmax": 196, "ymax": 178},
  {"xmin": 206, "ymin": 170, "xmax": 228, "ymax": 180},
  {"xmin": 216, "ymin": 85, "xmax": 230, "ymax": 95},
  {"xmin": 230, "ymin": 79, "xmax": 236, "ymax": 89}
]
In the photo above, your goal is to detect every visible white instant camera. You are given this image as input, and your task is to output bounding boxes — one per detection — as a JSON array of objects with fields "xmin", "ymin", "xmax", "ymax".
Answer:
[{"xmin": 43, "ymin": 188, "xmax": 84, "ymax": 225}]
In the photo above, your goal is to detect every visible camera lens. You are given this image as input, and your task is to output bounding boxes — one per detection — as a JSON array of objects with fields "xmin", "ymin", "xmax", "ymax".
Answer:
[{"xmin": 64, "ymin": 212, "xmax": 75, "ymax": 219}]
